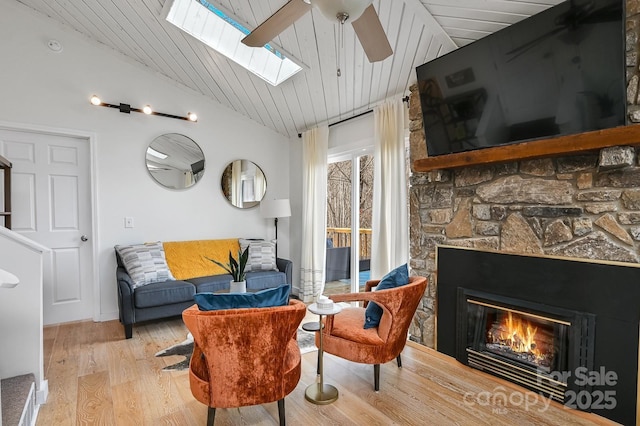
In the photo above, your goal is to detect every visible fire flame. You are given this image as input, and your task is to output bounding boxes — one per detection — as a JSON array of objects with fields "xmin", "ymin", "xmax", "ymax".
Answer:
[{"xmin": 492, "ymin": 312, "xmax": 540, "ymax": 356}]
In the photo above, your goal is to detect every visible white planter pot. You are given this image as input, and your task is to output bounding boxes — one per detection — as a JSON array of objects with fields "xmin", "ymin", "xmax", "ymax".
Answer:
[{"xmin": 230, "ymin": 280, "xmax": 247, "ymax": 293}]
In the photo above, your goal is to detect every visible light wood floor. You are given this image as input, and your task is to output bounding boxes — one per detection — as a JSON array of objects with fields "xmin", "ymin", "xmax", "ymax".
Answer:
[{"xmin": 38, "ymin": 317, "xmax": 618, "ymax": 426}]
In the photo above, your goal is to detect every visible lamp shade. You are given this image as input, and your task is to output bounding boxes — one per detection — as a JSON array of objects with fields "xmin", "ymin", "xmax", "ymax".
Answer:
[
  {"xmin": 260, "ymin": 199, "xmax": 291, "ymax": 219},
  {"xmin": 0, "ymin": 268, "xmax": 19, "ymax": 288},
  {"xmin": 311, "ymin": 0, "xmax": 372, "ymax": 21}
]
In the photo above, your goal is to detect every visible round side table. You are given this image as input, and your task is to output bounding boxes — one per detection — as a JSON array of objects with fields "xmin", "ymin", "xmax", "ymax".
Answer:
[{"xmin": 305, "ymin": 302, "xmax": 342, "ymax": 405}]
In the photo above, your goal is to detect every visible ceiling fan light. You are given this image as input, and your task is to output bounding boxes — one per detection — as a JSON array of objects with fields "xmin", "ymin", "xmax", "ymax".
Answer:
[{"xmin": 311, "ymin": 0, "xmax": 372, "ymax": 22}]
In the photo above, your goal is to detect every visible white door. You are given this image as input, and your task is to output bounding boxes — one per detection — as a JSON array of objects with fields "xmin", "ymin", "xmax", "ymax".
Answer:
[{"xmin": 0, "ymin": 129, "xmax": 93, "ymax": 325}]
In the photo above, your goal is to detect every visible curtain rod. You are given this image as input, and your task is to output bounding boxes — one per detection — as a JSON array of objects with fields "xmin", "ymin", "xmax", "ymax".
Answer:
[{"xmin": 297, "ymin": 95, "xmax": 409, "ymax": 138}]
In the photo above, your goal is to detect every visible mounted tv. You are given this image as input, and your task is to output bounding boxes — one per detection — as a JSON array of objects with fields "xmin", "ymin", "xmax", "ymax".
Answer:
[
  {"xmin": 191, "ymin": 159, "xmax": 205, "ymax": 175},
  {"xmin": 415, "ymin": 0, "xmax": 625, "ymax": 157}
]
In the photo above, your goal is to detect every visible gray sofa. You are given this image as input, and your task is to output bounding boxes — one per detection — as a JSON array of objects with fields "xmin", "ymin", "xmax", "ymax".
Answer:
[{"xmin": 115, "ymin": 247, "xmax": 292, "ymax": 339}]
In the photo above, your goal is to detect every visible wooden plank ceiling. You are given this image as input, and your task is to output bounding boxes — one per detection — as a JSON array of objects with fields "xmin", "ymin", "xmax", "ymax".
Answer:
[{"xmin": 14, "ymin": 0, "xmax": 562, "ymax": 138}]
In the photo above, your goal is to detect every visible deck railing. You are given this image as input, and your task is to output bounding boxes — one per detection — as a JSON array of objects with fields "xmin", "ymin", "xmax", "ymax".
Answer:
[{"xmin": 326, "ymin": 227, "xmax": 371, "ymax": 259}]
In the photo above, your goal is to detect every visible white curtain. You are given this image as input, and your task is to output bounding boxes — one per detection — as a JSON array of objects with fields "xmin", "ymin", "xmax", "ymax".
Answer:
[
  {"xmin": 184, "ymin": 170, "xmax": 194, "ymax": 187},
  {"xmin": 231, "ymin": 159, "xmax": 243, "ymax": 207},
  {"xmin": 300, "ymin": 125, "xmax": 329, "ymax": 303},
  {"xmin": 371, "ymin": 98, "xmax": 409, "ymax": 279},
  {"xmin": 254, "ymin": 170, "xmax": 266, "ymax": 201}
]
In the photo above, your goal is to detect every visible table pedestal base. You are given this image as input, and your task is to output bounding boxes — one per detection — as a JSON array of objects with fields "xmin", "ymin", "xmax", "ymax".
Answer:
[{"xmin": 304, "ymin": 383, "xmax": 339, "ymax": 405}]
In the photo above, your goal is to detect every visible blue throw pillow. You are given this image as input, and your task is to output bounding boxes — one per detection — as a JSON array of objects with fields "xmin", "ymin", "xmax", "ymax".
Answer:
[
  {"xmin": 194, "ymin": 284, "xmax": 290, "ymax": 311},
  {"xmin": 364, "ymin": 264, "xmax": 409, "ymax": 329}
]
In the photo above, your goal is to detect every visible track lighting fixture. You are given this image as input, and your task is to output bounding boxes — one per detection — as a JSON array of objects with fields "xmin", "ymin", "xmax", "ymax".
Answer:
[{"xmin": 89, "ymin": 95, "xmax": 198, "ymax": 122}]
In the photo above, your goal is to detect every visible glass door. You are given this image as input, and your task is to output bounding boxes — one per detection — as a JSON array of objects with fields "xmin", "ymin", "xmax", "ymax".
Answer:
[{"xmin": 326, "ymin": 150, "xmax": 373, "ymax": 294}]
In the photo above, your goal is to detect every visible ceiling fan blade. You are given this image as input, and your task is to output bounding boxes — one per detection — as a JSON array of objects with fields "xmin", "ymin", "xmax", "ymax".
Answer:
[
  {"xmin": 242, "ymin": 0, "xmax": 311, "ymax": 47},
  {"xmin": 352, "ymin": 5, "xmax": 393, "ymax": 62}
]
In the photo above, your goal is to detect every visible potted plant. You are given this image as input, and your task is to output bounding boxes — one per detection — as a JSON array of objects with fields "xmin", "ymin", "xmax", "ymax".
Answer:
[{"xmin": 208, "ymin": 247, "xmax": 250, "ymax": 293}]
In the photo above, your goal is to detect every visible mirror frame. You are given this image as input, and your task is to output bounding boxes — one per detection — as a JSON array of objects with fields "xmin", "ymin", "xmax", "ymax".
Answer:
[
  {"xmin": 145, "ymin": 133, "xmax": 205, "ymax": 190},
  {"xmin": 220, "ymin": 159, "xmax": 267, "ymax": 209}
]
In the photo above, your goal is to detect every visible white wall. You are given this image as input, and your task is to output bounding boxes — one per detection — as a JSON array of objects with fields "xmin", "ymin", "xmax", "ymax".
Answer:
[{"xmin": 0, "ymin": 1, "xmax": 293, "ymax": 320}]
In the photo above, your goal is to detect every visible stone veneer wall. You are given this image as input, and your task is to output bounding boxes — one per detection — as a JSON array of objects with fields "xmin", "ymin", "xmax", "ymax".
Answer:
[{"xmin": 407, "ymin": 0, "xmax": 640, "ymax": 348}]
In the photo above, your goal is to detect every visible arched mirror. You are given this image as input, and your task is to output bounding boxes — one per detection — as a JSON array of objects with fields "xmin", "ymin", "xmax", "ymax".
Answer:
[
  {"xmin": 146, "ymin": 133, "xmax": 205, "ymax": 190},
  {"xmin": 221, "ymin": 160, "xmax": 267, "ymax": 208}
]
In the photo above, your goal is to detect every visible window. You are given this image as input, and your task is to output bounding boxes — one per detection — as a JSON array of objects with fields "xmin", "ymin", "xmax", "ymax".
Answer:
[{"xmin": 164, "ymin": 0, "xmax": 304, "ymax": 86}]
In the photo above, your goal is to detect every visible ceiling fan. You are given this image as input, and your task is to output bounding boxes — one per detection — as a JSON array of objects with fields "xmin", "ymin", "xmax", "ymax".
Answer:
[
  {"xmin": 506, "ymin": 0, "xmax": 621, "ymax": 61},
  {"xmin": 242, "ymin": 0, "xmax": 393, "ymax": 63}
]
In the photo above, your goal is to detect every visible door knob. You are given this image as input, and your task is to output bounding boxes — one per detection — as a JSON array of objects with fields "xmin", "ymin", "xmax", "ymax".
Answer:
[{"xmin": 81, "ymin": 235, "xmax": 88, "ymax": 242}]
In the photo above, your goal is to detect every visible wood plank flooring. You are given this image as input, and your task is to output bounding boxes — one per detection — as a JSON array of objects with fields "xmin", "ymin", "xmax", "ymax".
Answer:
[{"xmin": 38, "ymin": 317, "xmax": 619, "ymax": 425}]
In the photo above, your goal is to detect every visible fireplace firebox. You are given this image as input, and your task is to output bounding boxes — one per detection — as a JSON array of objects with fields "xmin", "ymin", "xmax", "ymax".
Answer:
[
  {"xmin": 456, "ymin": 289, "xmax": 595, "ymax": 403},
  {"xmin": 436, "ymin": 246, "xmax": 640, "ymax": 425}
]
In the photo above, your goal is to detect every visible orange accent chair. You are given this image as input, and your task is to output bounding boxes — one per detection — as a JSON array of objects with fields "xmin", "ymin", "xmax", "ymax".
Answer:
[
  {"xmin": 182, "ymin": 300, "xmax": 306, "ymax": 425},
  {"xmin": 317, "ymin": 276, "xmax": 428, "ymax": 391}
]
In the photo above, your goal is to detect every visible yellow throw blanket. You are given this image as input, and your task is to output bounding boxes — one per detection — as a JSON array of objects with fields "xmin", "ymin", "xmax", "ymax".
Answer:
[{"xmin": 163, "ymin": 239, "xmax": 240, "ymax": 280}]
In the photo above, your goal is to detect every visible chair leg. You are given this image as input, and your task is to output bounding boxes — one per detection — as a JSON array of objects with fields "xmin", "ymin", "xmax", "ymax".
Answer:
[
  {"xmin": 396, "ymin": 354, "xmax": 402, "ymax": 368},
  {"xmin": 277, "ymin": 398, "xmax": 286, "ymax": 426},
  {"xmin": 374, "ymin": 364, "xmax": 380, "ymax": 391},
  {"xmin": 207, "ymin": 407, "xmax": 216, "ymax": 426}
]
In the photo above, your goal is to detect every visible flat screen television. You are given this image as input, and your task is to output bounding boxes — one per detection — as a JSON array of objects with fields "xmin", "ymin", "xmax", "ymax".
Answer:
[
  {"xmin": 415, "ymin": 0, "xmax": 625, "ymax": 157},
  {"xmin": 191, "ymin": 159, "xmax": 205, "ymax": 175}
]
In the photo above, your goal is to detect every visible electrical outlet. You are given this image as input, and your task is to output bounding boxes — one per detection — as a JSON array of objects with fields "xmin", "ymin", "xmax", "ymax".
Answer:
[{"xmin": 125, "ymin": 217, "xmax": 134, "ymax": 228}]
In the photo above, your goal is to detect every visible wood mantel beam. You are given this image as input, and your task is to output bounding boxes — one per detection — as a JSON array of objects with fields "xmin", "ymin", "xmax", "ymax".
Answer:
[{"xmin": 413, "ymin": 125, "xmax": 640, "ymax": 172}]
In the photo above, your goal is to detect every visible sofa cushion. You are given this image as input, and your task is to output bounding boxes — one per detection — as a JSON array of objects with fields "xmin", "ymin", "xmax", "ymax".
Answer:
[
  {"xmin": 115, "ymin": 242, "xmax": 175, "ymax": 289},
  {"xmin": 187, "ymin": 274, "xmax": 234, "ymax": 293},
  {"xmin": 364, "ymin": 263, "xmax": 409, "ymax": 329},
  {"xmin": 163, "ymin": 239, "xmax": 240, "ymax": 280},
  {"xmin": 240, "ymin": 239, "xmax": 278, "ymax": 272},
  {"xmin": 134, "ymin": 280, "xmax": 196, "ymax": 309},
  {"xmin": 245, "ymin": 270, "xmax": 287, "ymax": 290},
  {"xmin": 193, "ymin": 284, "xmax": 290, "ymax": 311}
]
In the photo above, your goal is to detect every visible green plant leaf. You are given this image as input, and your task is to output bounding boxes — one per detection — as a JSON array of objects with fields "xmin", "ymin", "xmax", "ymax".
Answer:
[
  {"xmin": 207, "ymin": 247, "xmax": 250, "ymax": 282},
  {"xmin": 206, "ymin": 257, "xmax": 233, "ymax": 276},
  {"xmin": 237, "ymin": 247, "xmax": 249, "ymax": 281}
]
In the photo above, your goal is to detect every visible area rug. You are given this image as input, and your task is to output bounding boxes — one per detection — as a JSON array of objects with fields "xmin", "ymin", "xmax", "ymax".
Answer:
[{"xmin": 156, "ymin": 328, "xmax": 317, "ymax": 371}]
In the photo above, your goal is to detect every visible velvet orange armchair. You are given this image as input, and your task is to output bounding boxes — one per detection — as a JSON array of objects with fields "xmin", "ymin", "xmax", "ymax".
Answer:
[
  {"xmin": 317, "ymin": 276, "xmax": 428, "ymax": 391},
  {"xmin": 182, "ymin": 300, "xmax": 306, "ymax": 425}
]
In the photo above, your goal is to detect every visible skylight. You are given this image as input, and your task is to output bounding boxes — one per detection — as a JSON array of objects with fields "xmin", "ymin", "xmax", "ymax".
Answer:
[{"xmin": 164, "ymin": 0, "xmax": 304, "ymax": 86}]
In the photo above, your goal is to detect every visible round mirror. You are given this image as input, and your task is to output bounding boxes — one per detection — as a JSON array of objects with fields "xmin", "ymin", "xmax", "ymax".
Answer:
[
  {"xmin": 221, "ymin": 160, "xmax": 267, "ymax": 208},
  {"xmin": 146, "ymin": 133, "xmax": 205, "ymax": 190}
]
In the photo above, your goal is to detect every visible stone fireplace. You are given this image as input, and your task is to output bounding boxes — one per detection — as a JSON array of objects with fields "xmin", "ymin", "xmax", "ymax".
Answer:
[
  {"xmin": 406, "ymin": 2, "xmax": 640, "ymax": 423},
  {"xmin": 408, "ymin": 0, "xmax": 640, "ymax": 349}
]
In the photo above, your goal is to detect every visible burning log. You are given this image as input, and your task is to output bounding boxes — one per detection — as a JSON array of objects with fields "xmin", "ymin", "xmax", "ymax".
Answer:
[{"xmin": 484, "ymin": 311, "xmax": 554, "ymax": 370}]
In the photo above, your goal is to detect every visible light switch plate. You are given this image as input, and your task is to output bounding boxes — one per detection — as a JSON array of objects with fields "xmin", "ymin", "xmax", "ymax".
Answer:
[{"xmin": 125, "ymin": 217, "xmax": 134, "ymax": 228}]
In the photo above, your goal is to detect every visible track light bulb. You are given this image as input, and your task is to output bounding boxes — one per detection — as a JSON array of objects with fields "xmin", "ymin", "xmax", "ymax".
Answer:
[
  {"xmin": 187, "ymin": 112, "xmax": 198, "ymax": 122},
  {"xmin": 143, "ymin": 105, "xmax": 152, "ymax": 115},
  {"xmin": 90, "ymin": 95, "xmax": 101, "ymax": 106}
]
